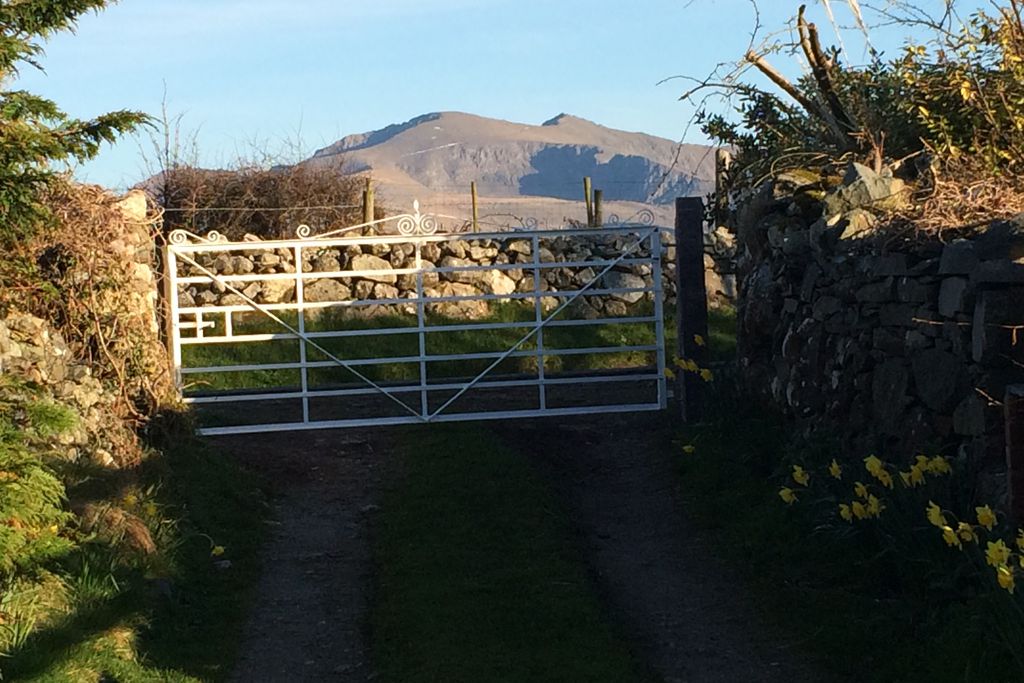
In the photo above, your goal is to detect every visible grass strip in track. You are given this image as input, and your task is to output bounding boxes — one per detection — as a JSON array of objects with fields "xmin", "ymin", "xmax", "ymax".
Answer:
[{"xmin": 371, "ymin": 424, "xmax": 646, "ymax": 683}]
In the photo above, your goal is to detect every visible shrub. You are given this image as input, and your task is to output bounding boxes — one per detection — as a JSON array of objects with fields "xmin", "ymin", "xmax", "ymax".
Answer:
[
  {"xmin": 0, "ymin": 381, "xmax": 76, "ymax": 582},
  {"xmin": 153, "ymin": 163, "xmax": 369, "ymax": 240},
  {"xmin": 692, "ymin": 2, "xmax": 1024, "ymax": 191}
]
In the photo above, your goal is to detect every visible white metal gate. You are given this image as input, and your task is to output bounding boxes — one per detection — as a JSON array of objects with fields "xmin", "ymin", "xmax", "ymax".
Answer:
[{"xmin": 164, "ymin": 202, "xmax": 667, "ymax": 435}]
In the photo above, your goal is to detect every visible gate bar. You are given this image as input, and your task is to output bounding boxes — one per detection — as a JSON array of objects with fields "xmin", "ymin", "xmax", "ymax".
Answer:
[{"xmin": 171, "ymin": 249, "xmax": 427, "ymax": 421}]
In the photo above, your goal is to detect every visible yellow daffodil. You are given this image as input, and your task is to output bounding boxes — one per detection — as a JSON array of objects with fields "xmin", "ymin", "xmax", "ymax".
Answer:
[
  {"xmin": 909, "ymin": 465, "xmax": 925, "ymax": 487},
  {"xmin": 957, "ymin": 522, "xmax": 978, "ymax": 544},
  {"xmin": 143, "ymin": 502, "xmax": 158, "ymax": 517},
  {"xmin": 997, "ymin": 566, "xmax": 1016, "ymax": 594},
  {"xmin": 986, "ymin": 540, "xmax": 1012, "ymax": 567},
  {"xmin": 682, "ymin": 444, "xmax": 696, "ymax": 454},
  {"xmin": 927, "ymin": 501, "xmax": 946, "ymax": 528},
  {"xmin": 829, "ymin": 460, "xmax": 843, "ymax": 480},
  {"xmin": 927, "ymin": 456, "xmax": 952, "ymax": 475},
  {"xmin": 976, "ymin": 505, "xmax": 997, "ymax": 531},
  {"xmin": 122, "ymin": 493, "xmax": 138, "ymax": 507},
  {"xmin": 864, "ymin": 455, "xmax": 884, "ymax": 476},
  {"xmin": 942, "ymin": 525, "xmax": 962, "ymax": 549},
  {"xmin": 664, "ymin": 367, "xmax": 676, "ymax": 380},
  {"xmin": 693, "ymin": 334, "xmax": 706, "ymax": 347},
  {"xmin": 839, "ymin": 504, "xmax": 853, "ymax": 522},
  {"xmin": 779, "ymin": 487, "xmax": 798, "ymax": 505},
  {"xmin": 671, "ymin": 355, "xmax": 684, "ymax": 368},
  {"xmin": 792, "ymin": 466, "xmax": 810, "ymax": 487},
  {"xmin": 867, "ymin": 495, "xmax": 885, "ymax": 518},
  {"xmin": 211, "ymin": 545, "xmax": 226, "ymax": 557},
  {"xmin": 862, "ymin": 456, "xmax": 892, "ymax": 488},
  {"xmin": 852, "ymin": 501, "xmax": 868, "ymax": 520},
  {"xmin": 915, "ymin": 455, "xmax": 930, "ymax": 470},
  {"xmin": 699, "ymin": 368, "xmax": 714, "ymax": 382},
  {"xmin": 854, "ymin": 481, "xmax": 869, "ymax": 499},
  {"xmin": 683, "ymin": 359, "xmax": 699, "ymax": 373}
]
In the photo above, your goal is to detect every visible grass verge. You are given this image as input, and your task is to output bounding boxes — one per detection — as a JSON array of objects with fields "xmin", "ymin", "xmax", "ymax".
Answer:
[
  {"xmin": 370, "ymin": 424, "xmax": 649, "ymax": 683},
  {"xmin": 1, "ymin": 427, "xmax": 266, "ymax": 682},
  {"xmin": 673, "ymin": 397, "xmax": 1020, "ymax": 682}
]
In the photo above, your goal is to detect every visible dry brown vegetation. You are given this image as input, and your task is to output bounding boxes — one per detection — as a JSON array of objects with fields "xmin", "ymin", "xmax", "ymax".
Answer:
[
  {"xmin": 151, "ymin": 163, "xmax": 372, "ymax": 241},
  {"xmin": 894, "ymin": 157, "xmax": 1024, "ymax": 235},
  {"xmin": 2, "ymin": 181, "xmax": 172, "ymax": 433}
]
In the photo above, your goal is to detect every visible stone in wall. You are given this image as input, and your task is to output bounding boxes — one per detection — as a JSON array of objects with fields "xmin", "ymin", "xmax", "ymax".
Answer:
[
  {"xmin": 734, "ymin": 162, "xmax": 1024, "ymax": 500},
  {"xmin": 180, "ymin": 232, "xmax": 685, "ymax": 320}
]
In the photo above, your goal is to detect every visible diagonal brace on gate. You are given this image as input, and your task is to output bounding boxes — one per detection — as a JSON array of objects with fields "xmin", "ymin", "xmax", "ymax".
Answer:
[{"xmin": 426, "ymin": 228, "xmax": 659, "ymax": 420}]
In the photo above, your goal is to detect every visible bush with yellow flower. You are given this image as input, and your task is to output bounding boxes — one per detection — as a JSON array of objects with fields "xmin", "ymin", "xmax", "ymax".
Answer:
[{"xmin": 776, "ymin": 449, "xmax": 1024, "ymax": 671}]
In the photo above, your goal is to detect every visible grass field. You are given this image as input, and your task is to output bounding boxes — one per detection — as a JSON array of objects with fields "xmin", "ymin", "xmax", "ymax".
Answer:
[{"xmin": 179, "ymin": 302, "xmax": 735, "ymax": 394}]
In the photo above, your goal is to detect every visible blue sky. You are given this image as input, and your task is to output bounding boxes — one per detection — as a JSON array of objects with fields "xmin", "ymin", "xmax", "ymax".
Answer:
[{"xmin": 13, "ymin": 0, "xmax": 963, "ymax": 189}]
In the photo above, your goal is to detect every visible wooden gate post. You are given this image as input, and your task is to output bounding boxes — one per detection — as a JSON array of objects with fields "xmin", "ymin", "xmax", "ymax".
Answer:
[
  {"xmin": 583, "ymin": 176, "xmax": 593, "ymax": 226},
  {"xmin": 471, "ymin": 181, "xmax": 479, "ymax": 233},
  {"xmin": 1007, "ymin": 385, "xmax": 1024, "ymax": 522},
  {"xmin": 675, "ymin": 197, "xmax": 710, "ymax": 423},
  {"xmin": 362, "ymin": 178, "xmax": 374, "ymax": 224}
]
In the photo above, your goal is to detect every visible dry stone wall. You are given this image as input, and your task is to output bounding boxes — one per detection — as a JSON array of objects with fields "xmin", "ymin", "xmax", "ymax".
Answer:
[
  {"xmin": 735, "ymin": 163, "xmax": 1024, "ymax": 496},
  {"xmin": 0, "ymin": 188, "xmax": 166, "ymax": 468},
  {"xmin": 177, "ymin": 229, "xmax": 732, "ymax": 318}
]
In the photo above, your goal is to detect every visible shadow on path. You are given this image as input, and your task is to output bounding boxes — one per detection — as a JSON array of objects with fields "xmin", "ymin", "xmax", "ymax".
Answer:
[
  {"xmin": 212, "ymin": 430, "xmax": 388, "ymax": 683},
  {"xmin": 497, "ymin": 413, "xmax": 825, "ymax": 683}
]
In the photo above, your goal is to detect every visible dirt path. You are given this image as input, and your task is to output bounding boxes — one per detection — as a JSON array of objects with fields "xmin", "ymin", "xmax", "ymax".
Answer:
[
  {"xmin": 216, "ymin": 415, "xmax": 822, "ymax": 683},
  {"xmin": 497, "ymin": 414, "xmax": 823, "ymax": 683},
  {"xmin": 211, "ymin": 430, "xmax": 387, "ymax": 683}
]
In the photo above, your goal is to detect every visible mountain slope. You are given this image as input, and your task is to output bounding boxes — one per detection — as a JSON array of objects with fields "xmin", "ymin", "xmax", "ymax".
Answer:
[{"xmin": 304, "ymin": 112, "xmax": 714, "ymax": 208}]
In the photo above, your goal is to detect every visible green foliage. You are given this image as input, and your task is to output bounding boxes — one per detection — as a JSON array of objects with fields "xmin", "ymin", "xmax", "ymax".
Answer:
[
  {"xmin": 0, "ymin": 0, "xmax": 147, "ymax": 245},
  {"xmin": 898, "ymin": 3, "xmax": 1024, "ymax": 173},
  {"xmin": 699, "ymin": 1, "xmax": 1024, "ymax": 186},
  {"xmin": 0, "ymin": 383, "xmax": 76, "ymax": 581},
  {"xmin": 675, "ymin": 394, "xmax": 1023, "ymax": 681},
  {"xmin": 0, "ymin": 423, "xmax": 267, "ymax": 680}
]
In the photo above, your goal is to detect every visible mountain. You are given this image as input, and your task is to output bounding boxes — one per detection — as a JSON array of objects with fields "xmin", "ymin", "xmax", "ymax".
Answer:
[{"xmin": 303, "ymin": 112, "xmax": 714, "ymax": 228}]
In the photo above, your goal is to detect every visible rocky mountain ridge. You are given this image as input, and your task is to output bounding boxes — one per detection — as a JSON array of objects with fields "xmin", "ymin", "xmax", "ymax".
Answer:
[{"xmin": 303, "ymin": 111, "xmax": 714, "ymax": 211}]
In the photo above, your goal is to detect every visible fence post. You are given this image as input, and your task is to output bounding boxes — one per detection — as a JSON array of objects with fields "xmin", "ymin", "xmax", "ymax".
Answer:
[
  {"xmin": 471, "ymin": 181, "xmax": 479, "ymax": 233},
  {"xmin": 675, "ymin": 197, "xmax": 710, "ymax": 423},
  {"xmin": 362, "ymin": 177, "xmax": 374, "ymax": 224},
  {"xmin": 1007, "ymin": 385, "xmax": 1024, "ymax": 522},
  {"xmin": 593, "ymin": 189, "xmax": 603, "ymax": 227},
  {"xmin": 583, "ymin": 176, "xmax": 593, "ymax": 226}
]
